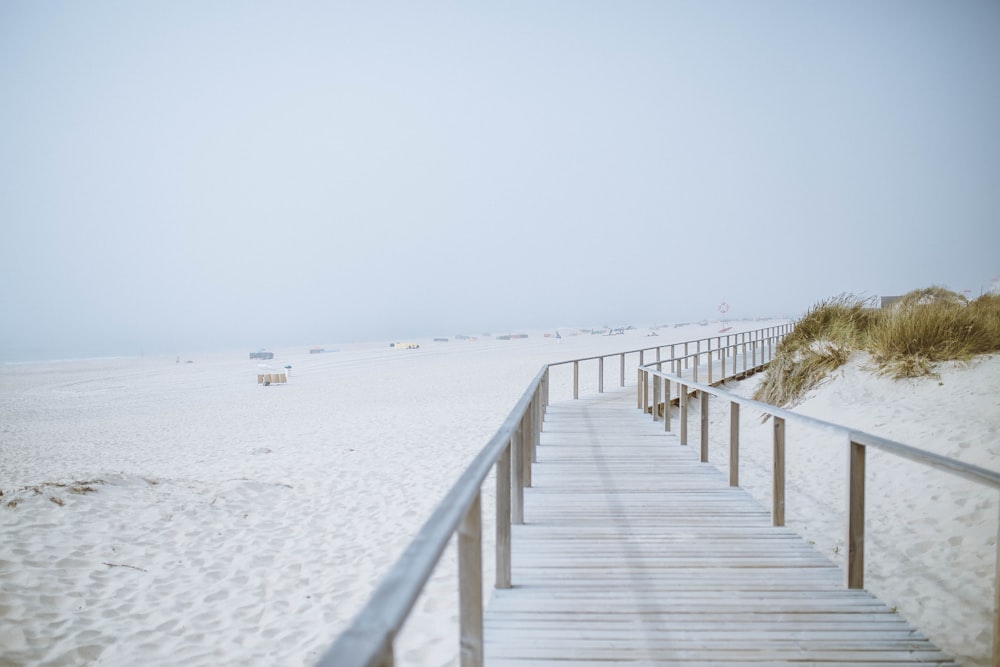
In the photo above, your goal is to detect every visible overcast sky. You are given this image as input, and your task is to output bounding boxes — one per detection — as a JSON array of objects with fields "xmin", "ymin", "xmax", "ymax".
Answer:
[{"xmin": 2, "ymin": 2, "xmax": 998, "ymax": 361}]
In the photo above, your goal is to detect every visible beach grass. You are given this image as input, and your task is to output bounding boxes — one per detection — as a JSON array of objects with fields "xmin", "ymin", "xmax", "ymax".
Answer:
[{"xmin": 754, "ymin": 287, "xmax": 1000, "ymax": 407}]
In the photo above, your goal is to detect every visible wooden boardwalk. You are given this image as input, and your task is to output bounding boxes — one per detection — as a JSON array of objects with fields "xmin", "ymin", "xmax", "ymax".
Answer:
[{"xmin": 483, "ymin": 389, "xmax": 957, "ymax": 666}]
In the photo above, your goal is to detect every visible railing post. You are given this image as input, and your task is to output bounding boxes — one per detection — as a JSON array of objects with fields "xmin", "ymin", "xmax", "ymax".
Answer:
[
  {"xmin": 521, "ymin": 410, "xmax": 532, "ymax": 488},
  {"xmin": 542, "ymin": 365, "xmax": 549, "ymax": 414},
  {"xmin": 458, "ymin": 492, "xmax": 483, "ymax": 667},
  {"xmin": 573, "ymin": 360, "xmax": 579, "ymax": 400},
  {"xmin": 643, "ymin": 370, "xmax": 650, "ymax": 414},
  {"xmin": 530, "ymin": 395, "xmax": 538, "ymax": 464},
  {"xmin": 684, "ymin": 342, "xmax": 689, "ymax": 369},
  {"xmin": 620, "ymin": 353, "xmax": 625, "ymax": 387},
  {"xmin": 636, "ymin": 369, "xmax": 643, "ymax": 409},
  {"xmin": 511, "ymin": 432, "xmax": 523, "ymax": 525},
  {"xmin": 773, "ymin": 416, "xmax": 785, "ymax": 526},
  {"xmin": 598, "ymin": 356, "xmax": 604, "ymax": 393},
  {"xmin": 664, "ymin": 378, "xmax": 671, "ymax": 432},
  {"xmin": 652, "ymin": 373, "xmax": 661, "ymax": 422},
  {"xmin": 680, "ymin": 386, "xmax": 688, "ymax": 446},
  {"xmin": 700, "ymin": 391, "xmax": 709, "ymax": 462},
  {"xmin": 729, "ymin": 402, "xmax": 739, "ymax": 486},
  {"xmin": 496, "ymin": 442, "xmax": 511, "ymax": 589},
  {"xmin": 543, "ymin": 366, "xmax": 549, "ymax": 415},
  {"xmin": 847, "ymin": 438, "xmax": 866, "ymax": 589},
  {"xmin": 708, "ymin": 348, "xmax": 713, "ymax": 385}
]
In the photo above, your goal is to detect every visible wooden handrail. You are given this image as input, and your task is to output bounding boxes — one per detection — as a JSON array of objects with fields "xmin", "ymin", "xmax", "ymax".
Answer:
[
  {"xmin": 314, "ymin": 366, "xmax": 547, "ymax": 667},
  {"xmin": 550, "ymin": 325, "xmax": 792, "ymax": 400},
  {"xmin": 645, "ymin": 364, "xmax": 1000, "ymax": 667}
]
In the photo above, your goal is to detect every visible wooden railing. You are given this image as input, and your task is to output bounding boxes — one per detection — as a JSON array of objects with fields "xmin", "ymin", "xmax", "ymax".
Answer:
[
  {"xmin": 314, "ymin": 323, "xmax": 789, "ymax": 667},
  {"xmin": 641, "ymin": 357, "xmax": 1000, "ymax": 667},
  {"xmin": 549, "ymin": 324, "xmax": 793, "ymax": 401},
  {"xmin": 315, "ymin": 363, "xmax": 547, "ymax": 667}
]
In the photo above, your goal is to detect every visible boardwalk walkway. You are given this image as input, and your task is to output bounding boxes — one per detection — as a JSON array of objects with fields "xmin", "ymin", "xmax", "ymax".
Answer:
[{"xmin": 483, "ymin": 388, "xmax": 956, "ymax": 666}]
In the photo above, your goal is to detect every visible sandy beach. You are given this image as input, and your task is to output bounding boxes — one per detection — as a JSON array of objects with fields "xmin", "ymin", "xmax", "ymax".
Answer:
[{"xmin": 1, "ymin": 320, "xmax": 996, "ymax": 666}]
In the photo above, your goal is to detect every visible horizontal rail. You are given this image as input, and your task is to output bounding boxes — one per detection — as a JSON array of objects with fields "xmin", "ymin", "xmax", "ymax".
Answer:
[
  {"xmin": 315, "ymin": 366, "xmax": 548, "ymax": 667},
  {"xmin": 550, "ymin": 325, "xmax": 792, "ymax": 400},
  {"xmin": 644, "ymin": 364, "xmax": 1000, "ymax": 667},
  {"xmin": 648, "ymin": 370, "xmax": 1000, "ymax": 490}
]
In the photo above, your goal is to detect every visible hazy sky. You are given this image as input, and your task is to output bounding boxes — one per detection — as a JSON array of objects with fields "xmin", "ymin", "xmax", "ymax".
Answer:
[{"xmin": 2, "ymin": 2, "xmax": 998, "ymax": 360}]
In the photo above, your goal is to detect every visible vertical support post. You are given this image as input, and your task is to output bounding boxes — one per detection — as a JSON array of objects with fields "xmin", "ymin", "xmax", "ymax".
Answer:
[
  {"xmin": 598, "ymin": 357, "xmax": 604, "ymax": 393},
  {"xmin": 643, "ymin": 370, "xmax": 650, "ymax": 414},
  {"xmin": 496, "ymin": 442, "xmax": 511, "ymax": 589},
  {"xmin": 652, "ymin": 373, "xmax": 661, "ymax": 422},
  {"xmin": 458, "ymin": 492, "xmax": 483, "ymax": 667},
  {"xmin": 729, "ymin": 402, "xmax": 739, "ymax": 486},
  {"xmin": 636, "ymin": 369, "xmax": 643, "ymax": 409},
  {"xmin": 521, "ymin": 410, "xmax": 532, "ymax": 488},
  {"xmin": 640, "ymin": 350, "xmax": 644, "ymax": 367},
  {"xmin": 700, "ymin": 391, "xmax": 709, "ymax": 462},
  {"xmin": 511, "ymin": 432, "xmax": 523, "ymax": 525},
  {"xmin": 530, "ymin": 395, "xmax": 538, "ymax": 464},
  {"xmin": 620, "ymin": 353, "xmax": 625, "ymax": 387},
  {"xmin": 374, "ymin": 643, "xmax": 393, "ymax": 667},
  {"xmin": 846, "ymin": 438, "xmax": 866, "ymax": 589},
  {"xmin": 684, "ymin": 342, "xmax": 689, "ymax": 369},
  {"xmin": 707, "ymin": 349, "xmax": 713, "ymax": 385},
  {"xmin": 543, "ymin": 367, "xmax": 550, "ymax": 413},
  {"xmin": 573, "ymin": 360, "xmax": 579, "ymax": 400},
  {"xmin": 680, "ymin": 387, "xmax": 688, "ymax": 446},
  {"xmin": 664, "ymin": 379, "xmax": 671, "ymax": 432},
  {"xmin": 742, "ymin": 342, "xmax": 747, "ymax": 372},
  {"xmin": 772, "ymin": 416, "xmax": 785, "ymax": 526}
]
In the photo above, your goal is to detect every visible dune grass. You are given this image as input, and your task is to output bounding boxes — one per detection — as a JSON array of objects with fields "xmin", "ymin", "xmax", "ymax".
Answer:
[{"xmin": 753, "ymin": 287, "xmax": 1000, "ymax": 408}]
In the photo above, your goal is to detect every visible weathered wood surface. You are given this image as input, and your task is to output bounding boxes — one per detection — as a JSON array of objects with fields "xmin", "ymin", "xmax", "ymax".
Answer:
[{"xmin": 483, "ymin": 389, "xmax": 956, "ymax": 665}]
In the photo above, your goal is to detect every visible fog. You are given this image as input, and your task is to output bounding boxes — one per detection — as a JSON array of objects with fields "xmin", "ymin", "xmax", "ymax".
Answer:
[{"xmin": 2, "ymin": 2, "xmax": 998, "ymax": 361}]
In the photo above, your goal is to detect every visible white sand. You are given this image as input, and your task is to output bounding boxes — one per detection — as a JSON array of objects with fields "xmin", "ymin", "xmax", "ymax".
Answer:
[{"xmin": 1, "ymin": 322, "xmax": 996, "ymax": 666}]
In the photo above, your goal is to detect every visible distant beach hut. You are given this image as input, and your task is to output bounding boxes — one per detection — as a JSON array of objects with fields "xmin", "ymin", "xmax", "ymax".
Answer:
[{"xmin": 257, "ymin": 372, "xmax": 287, "ymax": 386}]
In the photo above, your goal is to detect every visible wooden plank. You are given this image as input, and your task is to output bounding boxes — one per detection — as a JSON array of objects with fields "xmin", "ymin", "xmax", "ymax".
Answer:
[{"xmin": 483, "ymin": 389, "xmax": 958, "ymax": 665}]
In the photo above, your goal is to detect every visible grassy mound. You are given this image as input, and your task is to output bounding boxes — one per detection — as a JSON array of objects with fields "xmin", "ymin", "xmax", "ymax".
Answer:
[{"xmin": 753, "ymin": 287, "xmax": 1000, "ymax": 408}]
